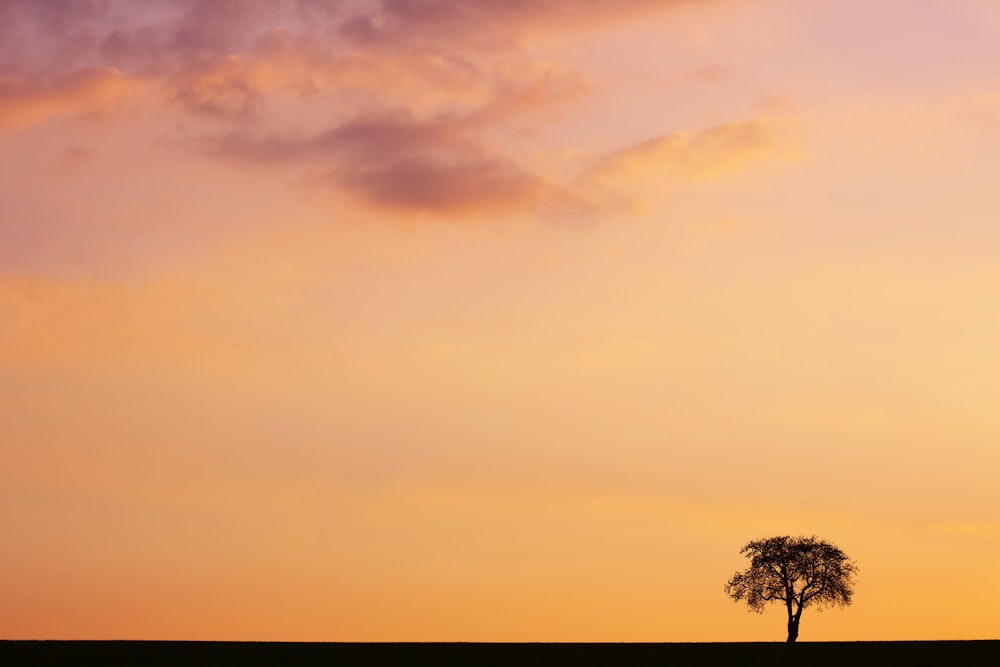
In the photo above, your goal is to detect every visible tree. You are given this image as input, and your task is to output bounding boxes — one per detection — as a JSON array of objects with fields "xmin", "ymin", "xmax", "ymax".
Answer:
[{"xmin": 724, "ymin": 535, "xmax": 857, "ymax": 643}]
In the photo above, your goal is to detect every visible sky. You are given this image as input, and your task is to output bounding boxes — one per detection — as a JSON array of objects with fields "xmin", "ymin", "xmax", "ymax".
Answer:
[{"xmin": 2, "ymin": 0, "xmax": 1000, "ymax": 642}]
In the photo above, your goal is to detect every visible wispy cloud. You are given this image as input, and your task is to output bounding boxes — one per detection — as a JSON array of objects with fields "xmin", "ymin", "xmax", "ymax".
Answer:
[
  {"xmin": 0, "ymin": 0, "xmax": 742, "ymax": 218},
  {"xmin": 337, "ymin": 0, "xmax": 703, "ymax": 48},
  {"xmin": 211, "ymin": 110, "xmax": 592, "ymax": 218},
  {"xmin": 588, "ymin": 117, "xmax": 799, "ymax": 187},
  {"xmin": 167, "ymin": 55, "xmax": 264, "ymax": 119},
  {"xmin": 690, "ymin": 63, "xmax": 733, "ymax": 84},
  {"xmin": 0, "ymin": 67, "xmax": 140, "ymax": 131}
]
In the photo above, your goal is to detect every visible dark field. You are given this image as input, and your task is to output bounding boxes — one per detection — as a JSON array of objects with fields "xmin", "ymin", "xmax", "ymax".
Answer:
[{"xmin": 2, "ymin": 640, "xmax": 998, "ymax": 666}]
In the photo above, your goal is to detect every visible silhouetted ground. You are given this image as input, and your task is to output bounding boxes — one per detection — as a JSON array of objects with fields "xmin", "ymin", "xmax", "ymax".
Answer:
[{"xmin": 2, "ymin": 640, "xmax": 998, "ymax": 665}]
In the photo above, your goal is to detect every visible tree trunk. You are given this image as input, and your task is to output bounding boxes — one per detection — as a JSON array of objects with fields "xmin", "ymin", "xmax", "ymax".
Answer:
[{"xmin": 786, "ymin": 618, "xmax": 799, "ymax": 643}]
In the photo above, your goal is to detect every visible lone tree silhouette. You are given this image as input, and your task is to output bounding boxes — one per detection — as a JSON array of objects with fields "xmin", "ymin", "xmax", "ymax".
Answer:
[{"xmin": 725, "ymin": 535, "xmax": 857, "ymax": 643}]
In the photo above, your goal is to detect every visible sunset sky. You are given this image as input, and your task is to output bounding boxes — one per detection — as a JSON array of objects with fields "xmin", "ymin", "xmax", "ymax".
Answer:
[{"xmin": 2, "ymin": 0, "xmax": 1000, "ymax": 642}]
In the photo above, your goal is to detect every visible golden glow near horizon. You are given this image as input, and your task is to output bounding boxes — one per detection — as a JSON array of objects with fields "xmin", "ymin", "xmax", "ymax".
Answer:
[{"xmin": 2, "ymin": 0, "xmax": 999, "ymax": 641}]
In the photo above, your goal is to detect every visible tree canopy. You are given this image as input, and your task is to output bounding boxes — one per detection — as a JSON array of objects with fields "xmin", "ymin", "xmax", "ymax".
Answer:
[{"xmin": 725, "ymin": 535, "xmax": 857, "ymax": 642}]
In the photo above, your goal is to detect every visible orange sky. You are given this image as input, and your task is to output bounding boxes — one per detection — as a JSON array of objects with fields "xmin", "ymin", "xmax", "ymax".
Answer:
[{"xmin": 2, "ymin": 0, "xmax": 999, "ymax": 641}]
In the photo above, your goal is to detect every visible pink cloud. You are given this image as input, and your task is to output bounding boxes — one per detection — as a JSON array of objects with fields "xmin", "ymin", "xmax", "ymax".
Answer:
[
  {"xmin": 57, "ymin": 144, "xmax": 95, "ymax": 176},
  {"xmin": 341, "ymin": 0, "xmax": 705, "ymax": 48},
  {"xmin": 0, "ymin": 0, "xmax": 732, "ymax": 219},
  {"xmin": 588, "ymin": 117, "xmax": 798, "ymax": 186},
  {"xmin": 0, "ymin": 66, "xmax": 139, "ymax": 131},
  {"xmin": 212, "ymin": 110, "xmax": 592, "ymax": 218},
  {"xmin": 167, "ymin": 54, "xmax": 263, "ymax": 118},
  {"xmin": 338, "ymin": 157, "xmax": 549, "ymax": 216},
  {"xmin": 690, "ymin": 63, "xmax": 733, "ymax": 84},
  {"xmin": 1, "ymin": 1, "xmax": 706, "ymax": 97}
]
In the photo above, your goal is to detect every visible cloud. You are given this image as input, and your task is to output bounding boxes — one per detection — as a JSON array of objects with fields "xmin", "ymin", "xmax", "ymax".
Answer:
[
  {"xmin": 212, "ymin": 112, "xmax": 466, "ymax": 164},
  {"xmin": 338, "ymin": 157, "xmax": 549, "ymax": 216},
  {"xmin": 57, "ymin": 144, "xmax": 95, "ymax": 176},
  {"xmin": 0, "ymin": 0, "xmax": 118, "ymax": 69},
  {"xmin": 167, "ymin": 54, "xmax": 262, "ymax": 118},
  {"xmin": 0, "ymin": 66, "xmax": 140, "ymax": 131},
  {"xmin": 208, "ymin": 105, "xmax": 797, "ymax": 220},
  {"xmin": 690, "ymin": 63, "xmax": 733, "ymax": 84},
  {"xmin": 2, "ymin": 0, "xmax": 599, "ymax": 126},
  {"xmin": 465, "ymin": 62, "xmax": 588, "ymax": 125},
  {"xmin": 1, "ymin": 1, "xmax": 703, "ymax": 97},
  {"xmin": 169, "ymin": 0, "xmax": 277, "ymax": 57},
  {"xmin": 166, "ymin": 34, "xmax": 593, "ymax": 217},
  {"xmin": 341, "ymin": 0, "xmax": 703, "ymax": 48},
  {"xmin": 0, "ymin": 0, "xmax": 735, "ymax": 220},
  {"xmin": 212, "ymin": 110, "xmax": 591, "ymax": 218},
  {"xmin": 588, "ymin": 117, "xmax": 797, "ymax": 187},
  {"xmin": 1, "ymin": 0, "xmax": 706, "ymax": 68}
]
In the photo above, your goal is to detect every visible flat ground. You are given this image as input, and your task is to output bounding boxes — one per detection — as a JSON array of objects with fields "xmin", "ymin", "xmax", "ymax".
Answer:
[{"xmin": 2, "ymin": 640, "xmax": 998, "ymax": 665}]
